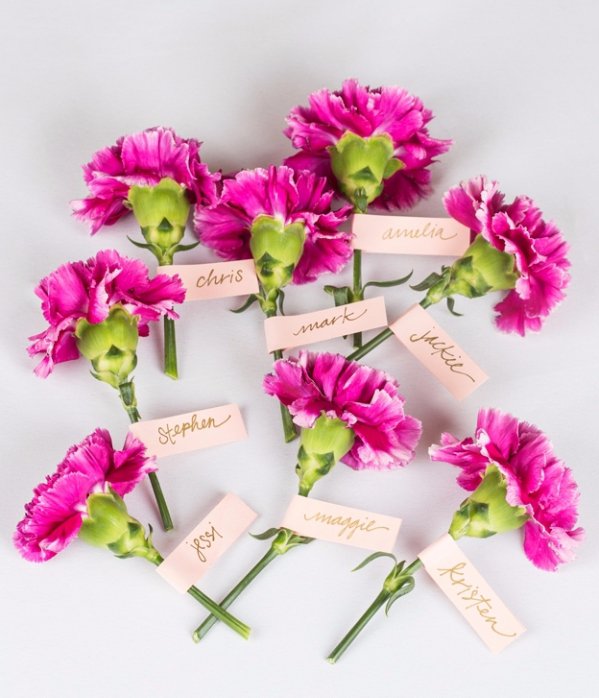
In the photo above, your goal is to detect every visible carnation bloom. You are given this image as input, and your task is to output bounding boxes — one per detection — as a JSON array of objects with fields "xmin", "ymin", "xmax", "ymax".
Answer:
[
  {"xmin": 264, "ymin": 351, "xmax": 422, "ymax": 470},
  {"xmin": 429, "ymin": 408, "xmax": 584, "ymax": 571},
  {"xmin": 14, "ymin": 429, "xmax": 155, "ymax": 562},
  {"xmin": 443, "ymin": 176, "xmax": 570, "ymax": 335},
  {"xmin": 71, "ymin": 127, "xmax": 219, "ymax": 234},
  {"xmin": 194, "ymin": 165, "xmax": 353, "ymax": 285},
  {"xmin": 284, "ymin": 78, "xmax": 451, "ymax": 210},
  {"xmin": 28, "ymin": 249, "xmax": 185, "ymax": 377}
]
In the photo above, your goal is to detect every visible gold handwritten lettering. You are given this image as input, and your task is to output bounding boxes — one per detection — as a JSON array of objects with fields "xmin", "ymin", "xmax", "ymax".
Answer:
[
  {"xmin": 381, "ymin": 222, "xmax": 457, "ymax": 242},
  {"xmin": 437, "ymin": 562, "xmax": 516, "ymax": 638},
  {"xmin": 408, "ymin": 328, "xmax": 475, "ymax": 382},
  {"xmin": 186, "ymin": 522, "xmax": 223, "ymax": 563},
  {"xmin": 303, "ymin": 510, "xmax": 390, "ymax": 540},
  {"xmin": 292, "ymin": 306, "xmax": 368, "ymax": 337},
  {"xmin": 157, "ymin": 413, "xmax": 232, "ymax": 446},
  {"xmin": 196, "ymin": 267, "xmax": 245, "ymax": 288}
]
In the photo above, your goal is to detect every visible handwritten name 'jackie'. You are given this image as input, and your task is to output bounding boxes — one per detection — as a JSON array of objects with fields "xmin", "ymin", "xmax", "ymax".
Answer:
[
  {"xmin": 382, "ymin": 222, "xmax": 457, "ymax": 242},
  {"xmin": 438, "ymin": 562, "xmax": 517, "ymax": 638},
  {"xmin": 409, "ymin": 328, "xmax": 475, "ymax": 382},
  {"xmin": 303, "ymin": 511, "xmax": 390, "ymax": 540},
  {"xmin": 292, "ymin": 306, "xmax": 368, "ymax": 337},
  {"xmin": 158, "ymin": 413, "xmax": 232, "ymax": 446}
]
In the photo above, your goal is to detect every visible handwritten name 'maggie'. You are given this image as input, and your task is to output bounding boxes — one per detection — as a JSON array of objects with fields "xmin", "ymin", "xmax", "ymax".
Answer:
[
  {"xmin": 303, "ymin": 511, "xmax": 390, "ymax": 540},
  {"xmin": 292, "ymin": 306, "xmax": 367, "ymax": 337},
  {"xmin": 158, "ymin": 413, "xmax": 232, "ymax": 446}
]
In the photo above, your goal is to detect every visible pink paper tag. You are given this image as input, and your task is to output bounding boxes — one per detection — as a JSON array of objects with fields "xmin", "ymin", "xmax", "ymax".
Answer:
[
  {"xmin": 389, "ymin": 304, "xmax": 488, "ymax": 400},
  {"xmin": 129, "ymin": 404, "xmax": 247, "ymax": 458},
  {"xmin": 264, "ymin": 297, "xmax": 388, "ymax": 353},
  {"xmin": 156, "ymin": 493, "xmax": 258, "ymax": 593},
  {"xmin": 352, "ymin": 214, "xmax": 470, "ymax": 256},
  {"xmin": 279, "ymin": 495, "xmax": 402, "ymax": 552},
  {"xmin": 419, "ymin": 534, "xmax": 526, "ymax": 653},
  {"xmin": 160, "ymin": 259, "xmax": 259, "ymax": 301}
]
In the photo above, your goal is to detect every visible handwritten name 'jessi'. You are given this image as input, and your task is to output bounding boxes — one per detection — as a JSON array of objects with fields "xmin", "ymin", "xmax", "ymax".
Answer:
[
  {"xmin": 382, "ymin": 222, "xmax": 457, "ymax": 242},
  {"xmin": 409, "ymin": 328, "xmax": 475, "ymax": 382},
  {"xmin": 196, "ymin": 267, "xmax": 245, "ymax": 288},
  {"xmin": 292, "ymin": 306, "xmax": 368, "ymax": 337},
  {"xmin": 303, "ymin": 511, "xmax": 390, "ymax": 540},
  {"xmin": 438, "ymin": 562, "xmax": 517, "ymax": 638},
  {"xmin": 157, "ymin": 413, "xmax": 232, "ymax": 445},
  {"xmin": 186, "ymin": 522, "xmax": 223, "ymax": 563}
]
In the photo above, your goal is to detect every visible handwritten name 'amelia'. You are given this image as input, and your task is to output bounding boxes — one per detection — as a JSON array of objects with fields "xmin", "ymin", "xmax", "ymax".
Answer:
[
  {"xmin": 292, "ymin": 306, "xmax": 368, "ymax": 337},
  {"xmin": 382, "ymin": 222, "xmax": 457, "ymax": 242},
  {"xmin": 303, "ymin": 510, "xmax": 390, "ymax": 540},
  {"xmin": 409, "ymin": 328, "xmax": 475, "ymax": 382},
  {"xmin": 438, "ymin": 562, "xmax": 517, "ymax": 638},
  {"xmin": 157, "ymin": 413, "xmax": 232, "ymax": 446}
]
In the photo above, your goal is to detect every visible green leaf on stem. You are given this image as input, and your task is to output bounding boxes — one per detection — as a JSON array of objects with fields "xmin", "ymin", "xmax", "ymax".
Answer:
[
  {"xmin": 410, "ymin": 271, "xmax": 444, "ymax": 292},
  {"xmin": 277, "ymin": 289, "xmax": 286, "ymax": 316},
  {"xmin": 363, "ymin": 270, "xmax": 413, "ymax": 291},
  {"xmin": 250, "ymin": 527, "xmax": 281, "ymax": 540},
  {"xmin": 384, "ymin": 576, "xmax": 415, "ymax": 616},
  {"xmin": 352, "ymin": 551, "xmax": 398, "ymax": 572},
  {"xmin": 446, "ymin": 297, "xmax": 463, "ymax": 316},
  {"xmin": 324, "ymin": 284, "xmax": 352, "ymax": 307},
  {"xmin": 173, "ymin": 241, "xmax": 200, "ymax": 253},
  {"xmin": 230, "ymin": 294, "xmax": 259, "ymax": 314}
]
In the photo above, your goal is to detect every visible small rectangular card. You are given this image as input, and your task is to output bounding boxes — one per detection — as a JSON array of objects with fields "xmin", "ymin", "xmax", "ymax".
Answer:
[
  {"xmin": 389, "ymin": 304, "xmax": 488, "ymax": 400},
  {"xmin": 160, "ymin": 259, "xmax": 259, "ymax": 301},
  {"xmin": 129, "ymin": 405, "xmax": 247, "ymax": 458},
  {"xmin": 280, "ymin": 495, "xmax": 402, "ymax": 552},
  {"xmin": 156, "ymin": 493, "xmax": 258, "ymax": 593},
  {"xmin": 419, "ymin": 534, "xmax": 526, "ymax": 653},
  {"xmin": 264, "ymin": 297, "xmax": 388, "ymax": 353},
  {"xmin": 352, "ymin": 214, "xmax": 471, "ymax": 257}
]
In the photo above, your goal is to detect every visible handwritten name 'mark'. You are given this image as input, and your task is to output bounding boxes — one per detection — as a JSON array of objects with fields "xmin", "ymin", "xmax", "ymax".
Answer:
[
  {"xmin": 158, "ymin": 413, "xmax": 232, "ymax": 446},
  {"xmin": 292, "ymin": 306, "xmax": 368, "ymax": 337}
]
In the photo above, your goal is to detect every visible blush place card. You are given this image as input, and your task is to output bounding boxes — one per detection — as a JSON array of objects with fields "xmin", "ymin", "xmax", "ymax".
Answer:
[
  {"xmin": 390, "ymin": 304, "xmax": 488, "ymax": 400},
  {"xmin": 129, "ymin": 404, "xmax": 247, "ymax": 458},
  {"xmin": 160, "ymin": 259, "xmax": 259, "ymax": 301},
  {"xmin": 264, "ymin": 297, "xmax": 388, "ymax": 353},
  {"xmin": 280, "ymin": 495, "xmax": 402, "ymax": 552},
  {"xmin": 352, "ymin": 214, "xmax": 471, "ymax": 257},
  {"xmin": 156, "ymin": 493, "xmax": 258, "ymax": 593},
  {"xmin": 419, "ymin": 534, "xmax": 526, "ymax": 653}
]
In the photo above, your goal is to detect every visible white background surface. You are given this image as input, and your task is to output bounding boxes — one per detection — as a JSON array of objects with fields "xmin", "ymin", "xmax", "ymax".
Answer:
[{"xmin": 1, "ymin": 2, "xmax": 598, "ymax": 697}]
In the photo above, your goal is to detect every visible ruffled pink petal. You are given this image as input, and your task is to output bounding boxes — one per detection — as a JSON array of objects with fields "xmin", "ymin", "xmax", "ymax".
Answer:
[{"xmin": 109, "ymin": 432, "xmax": 157, "ymax": 496}]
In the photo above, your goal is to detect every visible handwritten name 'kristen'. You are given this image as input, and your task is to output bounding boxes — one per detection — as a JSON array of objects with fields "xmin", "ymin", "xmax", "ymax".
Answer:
[
  {"xmin": 437, "ymin": 562, "xmax": 517, "ymax": 638},
  {"xmin": 409, "ymin": 328, "xmax": 475, "ymax": 382},
  {"xmin": 157, "ymin": 413, "xmax": 232, "ymax": 446},
  {"xmin": 303, "ymin": 511, "xmax": 390, "ymax": 540},
  {"xmin": 382, "ymin": 222, "xmax": 457, "ymax": 242},
  {"xmin": 292, "ymin": 306, "xmax": 368, "ymax": 337}
]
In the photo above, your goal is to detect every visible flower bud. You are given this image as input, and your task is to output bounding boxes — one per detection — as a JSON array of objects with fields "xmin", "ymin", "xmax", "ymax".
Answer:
[
  {"xmin": 449, "ymin": 464, "xmax": 529, "ymax": 540},
  {"xmin": 75, "ymin": 306, "xmax": 139, "ymax": 388},
  {"xmin": 128, "ymin": 178, "xmax": 190, "ymax": 258},
  {"xmin": 422, "ymin": 235, "xmax": 519, "ymax": 307},
  {"xmin": 328, "ymin": 132, "xmax": 403, "ymax": 211},
  {"xmin": 296, "ymin": 414, "xmax": 355, "ymax": 496},
  {"xmin": 249, "ymin": 215, "xmax": 306, "ymax": 292}
]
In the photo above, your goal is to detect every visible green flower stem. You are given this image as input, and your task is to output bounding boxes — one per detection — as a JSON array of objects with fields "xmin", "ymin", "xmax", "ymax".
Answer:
[
  {"xmin": 352, "ymin": 250, "xmax": 364, "ymax": 348},
  {"xmin": 192, "ymin": 546, "xmax": 279, "ymax": 642},
  {"xmin": 163, "ymin": 316, "xmax": 178, "ymax": 380},
  {"xmin": 346, "ymin": 298, "xmax": 429, "ymax": 362},
  {"xmin": 147, "ymin": 553, "xmax": 250, "ymax": 640},
  {"xmin": 273, "ymin": 349, "xmax": 298, "ymax": 442},
  {"xmin": 327, "ymin": 558, "xmax": 423, "ymax": 664},
  {"xmin": 118, "ymin": 383, "xmax": 173, "ymax": 532}
]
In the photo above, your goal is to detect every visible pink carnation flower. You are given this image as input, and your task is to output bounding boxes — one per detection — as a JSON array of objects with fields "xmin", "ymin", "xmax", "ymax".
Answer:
[
  {"xmin": 429, "ymin": 408, "xmax": 584, "ymax": 571},
  {"xmin": 72, "ymin": 127, "xmax": 219, "ymax": 234},
  {"xmin": 444, "ymin": 176, "xmax": 570, "ymax": 335},
  {"xmin": 264, "ymin": 352, "xmax": 422, "ymax": 469},
  {"xmin": 194, "ymin": 165, "xmax": 353, "ymax": 284},
  {"xmin": 28, "ymin": 249, "xmax": 185, "ymax": 377},
  {"xmin": 284, "ymin": 78, "xmax": 451, "ymax": 209},
  {"xmin": 14, "ymin": 429, "xmax": 156, "ymax": 562}
]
